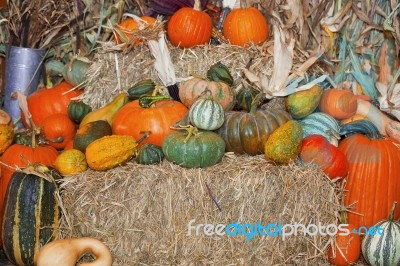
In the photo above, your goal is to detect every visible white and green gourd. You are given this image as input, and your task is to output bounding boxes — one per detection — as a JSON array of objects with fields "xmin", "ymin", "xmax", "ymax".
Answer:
[
  {"xmin": 362, "ymin": 202, "xmax": 400, "ymax": 266},
  {"xmin": 188, "ymin": 92, "xmax": 225, "ymax": 131},
  {"xmin": 299, "ymin": 112, "xmax": 340, "ymax": 146}
]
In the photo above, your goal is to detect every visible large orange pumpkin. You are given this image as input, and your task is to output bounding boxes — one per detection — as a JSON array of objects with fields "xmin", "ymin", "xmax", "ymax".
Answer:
[
  {"xmin": 42, "ymin": 114, "xmax": 77, "ymax": 150},
  {"xmin": 178, "ymin": 78, "xmax": 235, "ymax": 111},
  {"xmin": 115, "ymin": 16, "xmax": 157, "ymax": 44},
  {"xmin": 112, "ymin": 99, "xmax": 188, "ymax": 146},
  {"xmin": 339, "ymin": 120, "xmax": 400, "ymax": 228},
  {"xmin": 167, "ymin": 0, "xmax": 212, "ymax": 48},
  {"xmin": 0, "ymin": 143, "xmax": 58, "ymax": 247},
  {"xmin": 24, "ymin": 81, "xmax": 82, "ymax": 127},
  {"xmin": 223, "ymin": 7, "xmax": 269, "ymax": 47},
  {"xmin": 319, "ymin": 89, "xmax": 357, "ymax": 120}
]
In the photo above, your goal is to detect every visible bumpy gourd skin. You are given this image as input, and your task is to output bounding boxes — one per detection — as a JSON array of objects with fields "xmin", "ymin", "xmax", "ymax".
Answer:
[
  {"xmin": 163, "ymin": 131, "xmax": 225, "ymax": 168},
  {"xmin": 0, "ymin": 123, "xmax": 14, "ymax": 154},
  {"xmin": 85, "ymin": 135, "xmax": 137, "ymax": 171},
  {"xmin": 264, "ymin": 120, "xmax": 303, "ymax": 164}
]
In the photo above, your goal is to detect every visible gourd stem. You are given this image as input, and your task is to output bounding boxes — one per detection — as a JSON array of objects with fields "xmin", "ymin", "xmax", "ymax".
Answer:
[
  {"xmin": 170, "ymin": 125, "xmax": 199, "ymax": 143},
  {"xmin": 389, "ymin": 201, "xmax": 397, "ymax": 221},
  {"xmin": 249, "ymin": 92, "xmax": 265, "ymax": 115},
  {"xmin": 193, "ymin": 0, "xmax": 201, "ymax": 11}
]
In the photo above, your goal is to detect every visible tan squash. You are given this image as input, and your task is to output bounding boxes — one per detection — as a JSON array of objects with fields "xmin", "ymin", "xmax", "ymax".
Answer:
[{"xmin": 37, "ymin": 237, "xmax": 112, "ymax": 266}]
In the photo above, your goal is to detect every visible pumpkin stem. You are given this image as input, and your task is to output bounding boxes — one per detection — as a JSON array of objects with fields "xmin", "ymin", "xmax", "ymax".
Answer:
[
  {"xmin": 249, "ymin": 92, "xmax": 265, "ymax": 114},
  {"xmin": 193, "ymin": 0, "xmax": 202, "ymax": 11},
  {"xmin": 139, "ymin": 95, "xmax": 171, "ymax": 108},
  {"xmin": 170, "ymin": 125, "xmax": 199, "ymax": 143},
  {"xmin": 137, "ymin": 131, "xmax": 151, "ymax": 144},
  {"xmin": 389, "ymin": 201, "xmax": 397, "ymax": 221}
]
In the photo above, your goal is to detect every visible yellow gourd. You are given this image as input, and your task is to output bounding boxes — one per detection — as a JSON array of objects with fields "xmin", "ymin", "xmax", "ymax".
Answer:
[
  {"xmin": 54, "ymin": 149, "xmax": 87, "ymax": 175},
  {"xmin": 37, "ymin": 237, "xmax": 112, "ymax": 266},
  {"xmin": 79, "ymin": 93, "xmax": 129, "ymax": 128},
  {"xmin": 85, "ymin": 135, "xmax": 138, "ymax": 171},
  {"xmin": 0, "ymin": 110, "xmax": 14, "ymax": 154}
]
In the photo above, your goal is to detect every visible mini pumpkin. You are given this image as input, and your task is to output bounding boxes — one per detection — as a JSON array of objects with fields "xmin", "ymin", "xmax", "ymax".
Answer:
[
  {"xmin": 189, "ymin": 95, "xmax": 225, "ymax": 130},
  {"xmin": 115, "ymin": 16, "xmax": 157, "ymax": 44},
  {"xmin": 54, "ymin": 149, "xmax": 87, "ymax": 175},
  {"xmin": 319, "ymin": 89, "xmax": 357, "ymax": 120},
  {"xmin": 42, "ymin": 114, "xmax": 77, "ymax": 150}
]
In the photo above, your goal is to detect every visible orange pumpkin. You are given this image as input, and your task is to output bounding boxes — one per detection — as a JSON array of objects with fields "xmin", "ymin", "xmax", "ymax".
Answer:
[
  {"xmin": 319, "ymin": 89, "xmax": 357, "ymax": 120},
  {"xmin": 112, "ymin": 99, "xmax": 188, "ymax": 146},
  {"xmin": 167, "ymin": 0, "xmax": 212, "ymax": 48},
  {"xmin": 115, "ymin": 16, "xmax": 157, "ymax": 44},
  {"xmin": 327, "ymin": 224, "xmax": 361, "ymax": 266},
  {"xmin": 24, "ymin": 81, "xmax": 82, "ymax": 127},
  {"xmin": 223, "ymin": 7, "xmax": 269, "ymax": 47},
  {"xmin": 42, "ymin": 114, "xmax": 77, "ymax": 150},
  {"xmin": 178, "ymin": 78, "xmax": 235, "ymax": 111}
]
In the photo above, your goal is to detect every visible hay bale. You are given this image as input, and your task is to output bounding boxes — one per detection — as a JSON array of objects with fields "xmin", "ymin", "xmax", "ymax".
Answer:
[
  {"xmin": 81, "ymin": 43, "xmax": 271, "ymax": 109},
  {"xmin": 59, "ymin": 154, "xmax": 340, "ymax": 265}
]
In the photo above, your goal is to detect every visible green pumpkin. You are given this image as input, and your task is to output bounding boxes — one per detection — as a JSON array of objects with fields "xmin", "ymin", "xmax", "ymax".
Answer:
[
  {"xmin": 206, "ymin": 62, "xmax": 234, "ymax": 86},
  {"xmin": 189, "ymin": 97, "xmax": 225, "ymax": 130},
  {"xmin": 67, "ymin": 101, "xmax": 92, "ymax": 123},
  {"xmin": 127, "ymin": 79, "xmax": 156, "ymax": 100},
  {"xmin": 63, "ymin": 58, "xmax": 90, "ymax": 86},
  {"xmin": 162, "ymin": 127, "xmax": 225, "ymax": 168},
  {"xmin": 136, "ymin": 143, "xmax": 164, "ymax": 165}
]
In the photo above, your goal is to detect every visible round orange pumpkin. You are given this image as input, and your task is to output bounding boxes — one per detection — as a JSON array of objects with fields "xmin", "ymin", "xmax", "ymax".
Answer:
[
  {"xmin": 24, "ymin": 81, "xmax": 82, "ymax": 127},
  {"xmin": 112, "ymin": 99, "xmax": 188, "ymax": 146},
  {"xmin": 223, "ymin": 7, "xmax": 269, "ymax": 47},
  {"xmin": 327, "ymin": 224, "xmax": 361, "ymax": 266},
  {"xmin": 115, "ymin": 16, "xmax": 157, "ymax": 44},
  {"xmin": 178, "ymin": 78, "xmax": 235, "ymax": 111},
  {"xmin": 319, "ymin": 89, "xmax": 357, "ymax": 120},
  {"xmin": 167, "ymin": 0, "xmax": 212, "ymax": 48},
  {"xmin": 42, "ymin": 114, "xmax": 77, "ymax": 150}
]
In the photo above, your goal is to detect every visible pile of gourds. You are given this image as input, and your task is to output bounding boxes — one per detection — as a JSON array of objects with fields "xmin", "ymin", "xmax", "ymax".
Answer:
[{"xmin": 0, "ymin": 0, "xmax": 400, "ymax": 265}]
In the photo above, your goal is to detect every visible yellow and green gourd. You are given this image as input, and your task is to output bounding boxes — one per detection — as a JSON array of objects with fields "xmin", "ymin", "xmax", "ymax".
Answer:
[{"xmin": 285, "ymin": 85, "xmax": 323, "ymax": 119}]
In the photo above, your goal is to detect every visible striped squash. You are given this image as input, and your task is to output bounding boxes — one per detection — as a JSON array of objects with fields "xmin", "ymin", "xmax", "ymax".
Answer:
[
  {"xmin": 300, "ymin": 112, "xmax": 340, "ymax": 146},
  {"xmin": 189, "ymin": 97, "xmax": 225, "ymax": 130},
  {"xmin": 362, "ymin": 203, "xmax": 400, "ymax": 266},
  {"xmin": 2, "ymin": 168, "xmax": 61, "ymax": 265}
]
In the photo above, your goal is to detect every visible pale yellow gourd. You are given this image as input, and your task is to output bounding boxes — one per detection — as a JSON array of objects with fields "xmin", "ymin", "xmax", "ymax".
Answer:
[
  {"xmin": 79, "ymin": 93, "xmax": 129, "ymax": 128},
  {"xmin": 36, "ymin": 237, "xmax": 112, "ymax": 266}
]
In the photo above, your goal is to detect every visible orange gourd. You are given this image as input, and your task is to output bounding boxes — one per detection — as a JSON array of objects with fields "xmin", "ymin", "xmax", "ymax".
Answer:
[
  {"xmin": 319, "ymin": 89, "xmax": 357, "ymax": 120},
  {"xmin": 115, "ymin": 16, "xmax": 157, "ymax": 44},
  {"xmin": 167, "ymin": 0, "xmax": 212, "ymax": 48},
  {"xmin": 223, "ymin": 7, "xmax": 269, "ymax": 47},
  {"xmin": 42, "ymin": 114, "xmax": 77, "ymax": 150}
]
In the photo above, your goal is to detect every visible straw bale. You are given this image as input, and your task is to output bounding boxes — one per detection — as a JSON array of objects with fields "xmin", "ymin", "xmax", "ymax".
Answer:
[{"xmin": 59, "ymin": 154, "xmax": 341, "ymax": 265}]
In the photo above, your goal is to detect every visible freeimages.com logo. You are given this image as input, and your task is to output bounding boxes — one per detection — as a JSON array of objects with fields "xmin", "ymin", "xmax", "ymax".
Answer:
[{"xmin": 187, "ymin": 219, "xmax": 383, "ymax": 241}]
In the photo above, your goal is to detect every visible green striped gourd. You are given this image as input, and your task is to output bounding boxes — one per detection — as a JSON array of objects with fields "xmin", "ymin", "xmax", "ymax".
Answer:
[
  {"xmin": 206, "ymin": 62, "xmax": 234, "ymax": 86},
  {"xmin": 300, "ymin": 112, "xmax": 340, "ymax": 146},
  {"xmin": 2, "ymin": 167, "xmax": 61, "ymax": 265},
  {"xmin": 189, "ymin": 96, "xmax": 225, "ymax": 130},
  {"xmin": 127, "ymin": 79, "xmax": 156, "ymax": 100},
  {"xmin": 136, "ymin": 143, "xmax": 164, "ymax": 165},
  {"xmin": 362, "ymin": 203, "xmax": 400, "ymax": 266}
]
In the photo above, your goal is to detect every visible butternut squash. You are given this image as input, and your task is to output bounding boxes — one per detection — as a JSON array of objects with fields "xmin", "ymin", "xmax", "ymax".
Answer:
[
  {"xmin": 79, "ymin": 93, "xmax": 129, "ymax": 128},
  {"xmin": 37, "ymin": 237, "xmax": 112, "ymax": 266}
]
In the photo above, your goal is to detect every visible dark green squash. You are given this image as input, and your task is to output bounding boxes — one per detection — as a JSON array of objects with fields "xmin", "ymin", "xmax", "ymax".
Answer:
[
  {"xmin": 235, "ymin": 85, "xmax": 259, "ymax": 112},
  {"xmin": 1, "ymin": 166, "xmax": 61, "ymax": 266},
  {"xmin": 73, "ymin": 120, "xmax": 112, "ymax": 152},
  {"xmin": 206, "ymin": 62, "xmax": 234, "ymax": 86},
  {"xmin": 67, "ymin": 101, "xmax": 92, "ymax": 124},
  {"xmin": 136, "ymin": 143, "xmax": 164, "ymax": 165},
  {"xmin": 162, "ymin": 126, "xmax": 225, "ymax": 168},
  {"xmin": 127, "ymin": 79, "xmax": 156, "ymax": 100}
]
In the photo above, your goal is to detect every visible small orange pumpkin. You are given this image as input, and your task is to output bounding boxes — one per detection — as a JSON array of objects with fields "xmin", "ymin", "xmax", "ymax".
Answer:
[
  {"xmin": 115, "ymin": 16, "xmax": 157, "ymax": 44},
  {"xmin": 167, "ymin": 0, "xmax": 212, "ymax": 48},
  {"xmin": 319, "ymin": 89, "xmax": 357, "ymax": 120},
  {"xmin": 42, "ymin": 114, "xmax": 77, "ymax": 150},
  {"xmin": 223, "ymin": 7, "xmax": 269, "ymax": 47}
]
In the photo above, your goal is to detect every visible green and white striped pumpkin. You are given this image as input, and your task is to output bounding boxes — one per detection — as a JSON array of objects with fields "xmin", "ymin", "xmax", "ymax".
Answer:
[
  {"xmin": 2, "ymin": 168, "xmax": 61, "ymax": 266},
  {"xmin": 189, "ymin": 97, "xmax": 225, "ymax": 130},
  {"xmin": 362, "ymin": 203, "xmax": 400, "ymax": 266},
  {"xmin": 299, "ymin": 112, "xmax": 340, "ymax": 146}
]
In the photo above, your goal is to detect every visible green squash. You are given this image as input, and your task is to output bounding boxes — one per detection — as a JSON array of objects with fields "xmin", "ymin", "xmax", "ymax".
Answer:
[
  {"xmin": 136, "ymin": 143, "xmax": 164, "ymax": 165},
  {"xmin": 63, "ymin": 57, "xmax": 90, "ymax": 86},
  {"xmin": 67, "ymin": 101, "xmax": 92, "ymax": 124},
  {"xmin": 2, "ymin": 166, "xmax": 61, "ymax": 266},
  {"xmin": 189, "ymin": 97, "xmax": 225, "ymax": 130},
  {"xmin": 264, "ymin": 120, "xmax": 303, "ymax": 164},
  {"xmin": 162, "ymin": 127, "xmax": 225, "ymax": 168},
  {"xmin": 127, "ymin": 79, "xmax": 156, "ymax": 100},
  {"xmin": 235, "ymin": 85, "xmax": 259, "ymax": 112},
  {"xmin": 73, "ymin": 120, "xmax": 112, "ymax": 152},
  {"xmin": 285, "ymin": 85, "xmax": 322, "ymax": 119},
  {"xmin": 206, "ymin": 62, "xmax": 234, "ymax": 86}
]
